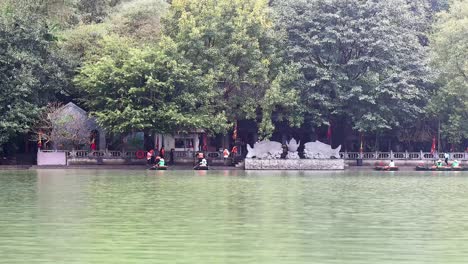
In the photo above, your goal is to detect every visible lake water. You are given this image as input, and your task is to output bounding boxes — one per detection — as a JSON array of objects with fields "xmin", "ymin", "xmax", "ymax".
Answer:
[{"xmin": 1, "ymin": 169, "xmax": 468, "ymax": 264}]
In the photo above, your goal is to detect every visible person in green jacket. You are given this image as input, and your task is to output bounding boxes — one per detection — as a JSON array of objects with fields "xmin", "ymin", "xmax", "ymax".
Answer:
[
  {"xmin": 451, "ymin": 160, "xmax": 459, "ymax": 168},
  {"xmin": 158, "ymin": 157, "xmax": 165, "ymax": 167},
  {"xmin": 436, "ymin": 159, "xmax": 443, "ymax": 168}
]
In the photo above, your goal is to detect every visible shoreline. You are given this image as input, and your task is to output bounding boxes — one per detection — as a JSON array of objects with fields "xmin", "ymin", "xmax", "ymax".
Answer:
[{"xmin": 0, "ymin": 165, "xmax": 462, "ymax": 172}]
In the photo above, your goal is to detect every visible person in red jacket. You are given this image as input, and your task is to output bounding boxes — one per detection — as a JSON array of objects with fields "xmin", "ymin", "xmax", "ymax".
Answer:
[
  {"xmin": 160, "ymin": 146, "xmax": 165, "ymax": 158},
  {"xmin": 231, "ymin": 146, "xmax": 238, "ymax": 156},
  {"xmin": 90, "ymin": 138, "xmax": 96, "ymax": 151},
  {"xmin": 147, "ymin": 149, "xmax": 154, "ymax": 165}
]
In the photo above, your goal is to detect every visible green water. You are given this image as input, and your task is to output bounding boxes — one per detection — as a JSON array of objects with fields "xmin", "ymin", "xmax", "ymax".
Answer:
[{"xmin": 1, "ymin": 169, "xmax": 468, "ymax": 264}]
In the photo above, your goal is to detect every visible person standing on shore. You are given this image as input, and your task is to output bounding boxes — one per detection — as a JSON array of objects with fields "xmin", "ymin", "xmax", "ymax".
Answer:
[
  {"xmin": 223, "ymin": 148, "xmax": 230, "ymax": 159},
  {"xmin": 147, "ymin": 149, "xmax": 154, "ymax": 165},
  {"xmin": 169, "ymin": 148, "xmax": 175, "ymax": 165},
  {"xmin": 90, "ymin": 138, "xmax": 96, "ymax": 151},
  {"xmin": 160, "ymin": 146, "xmax": 165, "ymax": 158}
]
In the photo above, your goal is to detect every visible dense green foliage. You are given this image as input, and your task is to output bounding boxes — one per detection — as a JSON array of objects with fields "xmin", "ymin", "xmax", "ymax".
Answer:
[
  {"xmin": 162, "ymin": 0, "xmax": 303, "ymax": 138},
  {"xmin": 429, "ymin": 0, "xmax": 468, "ymax": 145},
  {"xmin": 75, "ymin": 35, "xmax": 228, "ymax": 134},
  {"xmin": 0, "ymin": 10, "xmax": 64, "ymax": 145},
  {"xmin": 275, "ymin": 0, "xmax": 433, "ymax": 133},
  {"xmin": 0, "ymin": 0, "xmax": 466, "ymax": 150}
]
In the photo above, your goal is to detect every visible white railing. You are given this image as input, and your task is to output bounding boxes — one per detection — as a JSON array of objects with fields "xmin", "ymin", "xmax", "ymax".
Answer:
[
  {"xmin": 46, "ymin": 150, "xmax": 468, "ymax": 161},
  {"xmin": 61, "ymin": 150, "xmax": 226, "ymax": 160},
  {"xmin": 341, "ymin": 151, "xmax": 467, "ymax": 160}
]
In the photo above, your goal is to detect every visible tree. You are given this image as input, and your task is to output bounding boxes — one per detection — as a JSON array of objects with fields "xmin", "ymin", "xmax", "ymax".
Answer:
[
  {"xmin": 0, "ymin": 9, "xmax": 65, "ymax": 146},
  {"xmin": 274, "ymin": 0, "xmax": 433, "ymax": 134},
  {"xmin": 429, "ymin": 0, "xmax": 468, "ymax": 146},
  {"xmin": 56, "ymin": 0, "xmax": 169, "ymax": 99},
  {"xmin": 162, "ymin": 0, "xmax": 303, "ymax": 138},
  {"xmin": 108, "ymin": 0, "xmax": 168, "ymax": 42},
  {"xmin": 75, "ymin": 35, "xmax": 228, "ymax": 135}
]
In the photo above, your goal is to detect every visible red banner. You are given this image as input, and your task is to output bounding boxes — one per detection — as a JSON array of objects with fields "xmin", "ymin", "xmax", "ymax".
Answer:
[
  {"xmin": 326, "ymin": 123, "xmax": 332, "ymax": 142},
  {"xmin": 431, "ymin": 136, "xmax": 436, "ymax": 155},
  {"xmin": 232, "ymin": 120, "xmax": 237, "ymax": 141},
  {"xmin": 202, "ymin": 133, "xmax": 207, "ymax": 151}
]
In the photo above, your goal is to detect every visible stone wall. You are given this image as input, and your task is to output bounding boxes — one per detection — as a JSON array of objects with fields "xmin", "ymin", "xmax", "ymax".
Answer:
[
  {"xmin": 245, "ymin": 159, "xmax": 345, "ymax": 170},
  {"xmin": 345, "ymin": 159, "xmax": 462, "ymax": 167},
  {"xmin": 67, "ymin": 158, "xmax": 145, "ymax": 165},
  {"xmin": 37, "ymin": 151, "xmax": 67, "ymax": 166}
]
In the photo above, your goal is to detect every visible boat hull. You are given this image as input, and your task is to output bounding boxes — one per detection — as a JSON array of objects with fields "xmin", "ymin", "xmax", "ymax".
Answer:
[
  {"xmin": 374, "ymin": 166, "xmax": 399, "ymax": 171},
  {"xmin": 149, "ymin": 166, "xmax": 168, "ymax": 170},
  {"xmin": 415, "ymin": 166, "xmax": 467, "ymax": 171}
]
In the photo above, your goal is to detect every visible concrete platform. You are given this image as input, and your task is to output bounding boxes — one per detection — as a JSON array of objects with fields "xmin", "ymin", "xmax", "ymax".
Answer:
[{"xmin": 245, "ymin": 159, "xmax": 345, "ymax": 170}]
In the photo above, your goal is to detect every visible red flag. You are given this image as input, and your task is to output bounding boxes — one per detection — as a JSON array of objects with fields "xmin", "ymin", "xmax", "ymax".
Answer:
[
  {"xmin": 430, "ymin": 136, "xmax": 436, "ymax": 155},
  {"xmin": 232, "ymin": 120, "xmax": 237, "ymax": 141},
  {"xmin": 326, "ymin": 123, "xmax": 332, "ymax": 142},
  {"xmin": 202, "ymin": 133, "xmax": 207, "ymax": 151}
]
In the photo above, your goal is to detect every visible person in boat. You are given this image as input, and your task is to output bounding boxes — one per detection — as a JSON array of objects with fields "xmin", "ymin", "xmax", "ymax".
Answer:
[
  {"xmin": 200, "ymin": 158, "xmax": 207, "ymax": 167},
  {"xmin": 155, "ymin": 155, "xmax": 161, "ymax": 166},
  {"xmin": 451, "ymin": 160, "xmax": 460, "ymax": 168},
  {"xmin": 389, "ymin": 160, "xmax": 395, "ymax": 167},
  {"xmin": 436, "ymin": 159, "xmax": 444, "ymax": 168},
  {"xmin": 158, "ymin": 157, "xmax": 165, "ymax": 167},
  {"xmin": 194, "ymin": 157, "xmax": 208, "ymax": 170},
  {"xmin": 197, "ymin": 152, "xmax": 204, "ymax": 164}
]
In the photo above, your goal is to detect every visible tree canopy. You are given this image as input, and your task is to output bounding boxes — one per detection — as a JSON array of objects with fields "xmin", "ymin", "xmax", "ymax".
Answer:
[
  {"xmin": 0, "ymin": 0, "xmax": 466, "ymax": 151},
  {"xmin": 75, "ymin": 35, "xmax": 228, "ymax": 134},
  {"xmin": 274, "ymin": 0, "xmax": 434, "ymax": 133},
  {"xmin": 429, "ymin": 0, "xmax": 468, "ymax": 145},
  {"xmin": 0, "ymin": 10, "xmax": 65, "ymax": 145},
  {"xmin": 162, "ymin": 0, "xmax": 303, "ymax": 138}
]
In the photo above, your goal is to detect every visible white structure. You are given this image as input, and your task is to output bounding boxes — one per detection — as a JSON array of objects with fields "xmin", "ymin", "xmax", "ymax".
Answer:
[
  {"xmin": 245, "ymin": 159, "xmax": 345, "ymax": 170},
  {"xmin": 246, "ymin": 140, "xmax": 283, "ymax": 159},
  {"xmin": 37, "ymin": 151, "xmax": 67, "ymax": 166},
  {"xmin": 304, "ymin": 141, "xmax": 341, "ymax": 159},
  {"xmin": 286, "ymin": 138, "xmax": 300, "ymax": 159}
]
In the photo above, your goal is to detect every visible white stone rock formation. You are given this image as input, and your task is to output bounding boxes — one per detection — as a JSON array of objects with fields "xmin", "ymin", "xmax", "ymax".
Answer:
[
  {"xmin": 246, "ymin": 140, "xmax": 283, "ymax": 159},
  {"xmin": 304, "ymin": 140, "xmax": 341, "ymax": 159}
]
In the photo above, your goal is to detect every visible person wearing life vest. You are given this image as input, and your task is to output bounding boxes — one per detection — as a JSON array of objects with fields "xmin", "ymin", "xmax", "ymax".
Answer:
[
  {"xmin": 147, "ymin": 149, "xmax": 154, "ymax": 165},
  {"xmin": 451, "ymin": 160, "xmax": 460, "ymax": 168},
  {"xmin": 223, "ymin": 148, "xmax": 230, "ymax": 159},
  {"xmin": 200, "ymin": 158, "xmax": 207, "ymax": 167},
  {"xmin": 436, "ymin": 159, "xmax": 443, "ymax": 168},
  {"xmin": 158, "ymin": 157, "xmax": 165, "ymax": 167}
]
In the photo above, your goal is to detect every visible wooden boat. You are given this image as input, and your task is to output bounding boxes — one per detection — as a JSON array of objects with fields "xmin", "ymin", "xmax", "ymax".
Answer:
[
  {"xmin": 149, "ymin": 165, "xmax": 168, "ymax": 170},
  {"xmin": 415, "ymin": 166, "xmax": 467, "ymax": 171},
  {"xmin": 194, "ymin": 165, "xmax": 209, "ymax": 170},
  {"xmin": 374, "ymin": 166, "xmax": 399, "ymax": 171}
]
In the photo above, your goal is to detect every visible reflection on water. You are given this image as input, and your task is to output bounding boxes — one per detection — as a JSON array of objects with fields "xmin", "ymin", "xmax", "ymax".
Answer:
[{"xmin": 1, "ymin": 169, "xmax": 468, "ymax": 263}]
